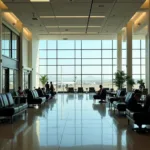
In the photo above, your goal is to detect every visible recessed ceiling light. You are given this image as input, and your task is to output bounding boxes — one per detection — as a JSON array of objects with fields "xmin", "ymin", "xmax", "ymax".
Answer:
[
  {"xmin": 30, "ymin": 0, "xmax": 50, "ymax": 2},
  {"xmin": 40, "ymin": 16, "xmax": 105, "ymax": 19},
  {"xmin": 46, "ymin": 26, "xmax": 101, "ymax": 28}
]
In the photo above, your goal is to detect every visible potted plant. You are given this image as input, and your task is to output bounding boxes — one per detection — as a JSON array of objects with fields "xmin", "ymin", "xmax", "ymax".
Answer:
[
  {"xmin": 126, "ymin": 76, "xmax": 135, "ymax": 90},
  {"xmin": 137, "ymin": 79, "xmax": 145, "ymax": 90},
  {"xmin": 39, "ymin": 75, "xmax": 48, "ymax": 87},
  {"xmin": 113, "ymin": 70, "xmax": 126, "ymax": 89}
]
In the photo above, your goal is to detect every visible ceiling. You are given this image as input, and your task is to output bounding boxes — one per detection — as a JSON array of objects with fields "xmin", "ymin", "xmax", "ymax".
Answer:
[{"xmin": 2, "ymin": 0, "xmax": 146, "ymax": 39}]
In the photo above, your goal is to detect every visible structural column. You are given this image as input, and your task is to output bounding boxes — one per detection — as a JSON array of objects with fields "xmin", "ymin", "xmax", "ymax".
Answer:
[
  {"xmin": 117, "ymin": 32, "xmax": 122, "ymax": 71},
  {"xmin": 19, "ymin": 30, "xmax": 24, "ymax": 89},
  {"xmin": 146, "ymin": 1, "xmax": 150, "ymax": 93},
  {"xmin": 0, "ymin": 11, "xmax": 2, "ymax": 93},
  {"xmin": 126, "ymin": 21, "xmax": 133, "ymax": 92}
]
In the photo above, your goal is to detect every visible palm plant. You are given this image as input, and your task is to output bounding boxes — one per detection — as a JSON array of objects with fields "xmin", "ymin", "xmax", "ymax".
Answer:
[
  {"xmin": 39, "ymin": 75, "xmax": 48, "ymax": 87},
  {"xmin": 126, "ymin": 76, "xmax": 135, "ymax": 88},
  {"xmin": 137, "ymin": 79, "xmax": 144, "ymax": 85},
  {"xmin": 113, "ymin": 70, "xmax": 126, "ymax": 89}
]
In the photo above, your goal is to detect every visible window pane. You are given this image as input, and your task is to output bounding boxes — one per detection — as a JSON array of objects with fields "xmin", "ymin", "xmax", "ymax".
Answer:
[
  {"xmin": 133, "ymin": 50, "xmax": 140, "ymax": 58},
  {"xmin": 102, "ymin": 50, "xmax": 112, "ymax": 58},
  {"xmin": 48, "ymin": 59, "xmax": 56, "ymax": 65},
  {"xmin": 102, "ymin": 75, "xmax": 112, "ymax": 89},
  {"xmin": 82, "ymin": 40, "xmax": 101, "ymax": 49},
  {"xmin": 40, "ymin": 59, "xmax": 46, "ymax": 65},
  {"xmin": 141, "ymin": 40, "xmax": 145, "ymax": 49},
  {"xmin": 76, "ymin": 40, "xmax": 81, "ymax": 49},
  {"xmin": 122, "ymin": 50, "xmax": 126, "ymax": 58},
  {"xmin": 39, "ymin": 66, "xmax": 46, "ymax": 74},
  {"xmin": 133, "ymin": 40, "xmax": 140, "ymax": 49},
  {"xmin": 82, "ymin": 75, "xmax": 101, "ymax": 91},
  {"xmin": 113, "ymin": 50, "xmax": 117, "ymax": 58},
  {"xmin": 141, "ymin": 50, "xmax": 145, "ymax": 58},
  {"xmin": 39, "ymin": 40, "xmax": 46, "ymax": 49},
  {"xmin": 48, "ymin": 75, "xmax": 56, "ymax": 83},
  {"xmin": 122, "ymin": 59, "xmax": 126, "ymax": 65},
  {"xmin": 82, "ymin": 50, "xmax": 101, "ymax": 58},
  {"xmin": 76, "ymin": 66, "xmax": 81, "ymax": 74},
  {"xmin": 58, "ymin": 40, "xmax": 74, "ymax": 49},
  {"xmin": 133, "ymin": 59, "xmax": 140, "ymax": 65},
  {"xmin": 48, "ymin": 66, "xmax": 56, "ymax": 74},
  {"xmin": 58, "ymin": 59, "xmax": 74, "ymax": 65},
  {"xmin": 102, "ymin": 59, "xmax": 112, "ymax": 65},
  {"xmin": 76, "ymin": 50, "xmax": 81, "ymax": 58},
  {"xmin": 122, "ymin": 66, "xmax": 126, "ymax": 73},
  {"xmin": 113, "ymin": 40, "xmax": 117, "ymax": 49},
  {"xmin": 102, "ymin": 40, "xmax": 112, "ymax": 49},
  {"xmin": 133, "ymin": 66, "xmax": 140, "ymax": 74},
  {"xmin": 141, "ymin": 59, "xmax": 145, "ymax": 65},
  {"xmin": 142, "ymin": 66, "xmax": 145, "ymax": 74},
  {"xmin": 113, "ymin": 59, "xmax": 117, "ymax": 65},
  {"xmin": 76, "ymin": 59, "xmax": 81, "ymax": 65},
  {"xmin": 83, "ymin": 59, "xmax": 101, "ymax": 65},
  {"xmin": 48, "ymin": 41, "xmax": 56, "ymax": 49},
  {"xmin": 58, "ymin": 50, "xmax": 74, "ymax": 58},
  {"xmin": 39, "ymin": 50, "xmax": 46, "ymax": 58},
  {"xmin": 58, "ymin": 66, "xmax": 74, "ymax": 74},
  {"xmin": 122, "ymin": 42, "xmax": 126, "ymax": 49},
  {"xmin": 113, "ymin": 66, "xmax": 117, "ymax": 74},
  {"xmin": 102, "ymin": 66, "xmax": 112, "ymax": 74},
  {"xmin": 82, "ymin": 66, "xmax": 101, "ymax": 74},
  {"xmin": 48, "ymin": 51, "xmax": 56, "ymax": 58}
]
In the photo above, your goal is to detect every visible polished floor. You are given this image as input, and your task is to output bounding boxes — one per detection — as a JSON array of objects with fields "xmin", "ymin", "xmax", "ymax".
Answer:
[{"xmin": 0, "ymin": 93, "xmax": 150, "ymax": 150}]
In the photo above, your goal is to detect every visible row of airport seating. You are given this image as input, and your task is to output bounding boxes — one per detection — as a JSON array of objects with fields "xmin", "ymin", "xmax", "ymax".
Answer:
[
  {"xmin": 107, "ymin": 89, "xmax": 150, "ymax": 132},
  {"xmin": 0, "ymin": 89, "xmax": 53, "ymax": 123}
]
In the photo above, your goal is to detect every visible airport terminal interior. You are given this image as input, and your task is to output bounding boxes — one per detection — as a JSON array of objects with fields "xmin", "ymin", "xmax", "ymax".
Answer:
[{"xmin": 0, "ymin": 0, "xmax": 150, "ymax": 150}]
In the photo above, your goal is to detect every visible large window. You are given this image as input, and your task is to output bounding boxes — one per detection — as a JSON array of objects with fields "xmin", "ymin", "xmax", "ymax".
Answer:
[
  {"xmin": 39, "ymin": 40, "xmax": 117, "ymax": 91},
  {"xmin": 2, "ymin": 25, "xmax": 19, "ymax": 60},
  {"xmin": 39, "ymin": 40, "xmax": 146, "ymax": 91}
]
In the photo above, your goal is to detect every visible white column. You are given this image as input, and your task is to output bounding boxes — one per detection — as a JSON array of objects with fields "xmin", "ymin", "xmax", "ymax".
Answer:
[
  {"xmin": 0, "ymin": 11, "xmax": 2, "ymax": 93},
  {"xmin": 117, "ymin": 32, "xmax": 122, "ymax": 71},
  {"xmin": 126, "ymin": 21, "xmax": 133, "ymax": 92}
]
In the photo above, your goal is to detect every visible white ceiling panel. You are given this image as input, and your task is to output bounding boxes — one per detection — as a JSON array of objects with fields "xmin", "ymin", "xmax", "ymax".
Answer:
[{"xmin": 3, "ymin": 0, "xmax": 146, "ymax": 39}]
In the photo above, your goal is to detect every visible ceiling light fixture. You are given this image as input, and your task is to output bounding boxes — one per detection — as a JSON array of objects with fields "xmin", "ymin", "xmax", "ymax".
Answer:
[
  {"xmin": 40, "ymin": 16, "xmax": 105, "ymax": 19},
  {"xmin": 46, "ymin": 26, "xmax": 101, "ymax": 28},
  {"xmin": 30, "ymin": 0, "xmax": 50, "ymax": 2}
]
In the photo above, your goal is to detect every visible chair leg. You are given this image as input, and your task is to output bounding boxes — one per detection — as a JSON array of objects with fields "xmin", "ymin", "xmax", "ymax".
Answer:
[{"xmin": 128, "ymin": 119, "xmax": 130, "ymax": 125}]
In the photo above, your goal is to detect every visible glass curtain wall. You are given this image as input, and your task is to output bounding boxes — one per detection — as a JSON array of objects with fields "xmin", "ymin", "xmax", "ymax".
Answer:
[
  {"xmin": 39, "ymin": 40, "xmax": 117, "ymax": 92},
  {"xmin": 39, "ymin": 40, "xmax": 145, "ymax": 92}
]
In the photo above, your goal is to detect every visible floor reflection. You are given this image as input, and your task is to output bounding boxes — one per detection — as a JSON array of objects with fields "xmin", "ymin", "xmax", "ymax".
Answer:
[{"xmin": 0, "ymin": 93, "xmax": 150, "ymax": 150}]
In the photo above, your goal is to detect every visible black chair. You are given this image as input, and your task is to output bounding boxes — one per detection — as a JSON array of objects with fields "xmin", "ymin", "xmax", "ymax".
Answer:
[
  {"xmin": 113, "ymin": 92, "xmax": 133, "ymax": 114},
  {"xmin": 126, "ymin": 94, "xmax": 150, "ymax": 132},
  {"xmin": 108, "ymin": 90, "xmax": 126, "ymax": 108},
  {"xmin": 27, "ymin": 90, "xmax": 46, "ymax": 107},
  {"xmin": 0, "ymin": 93, "xmax": 27, "ymax": 123},
  {"xmin": 93, "ymin": 89, "xmax": 107, "ymax": 102},
  {"xmin": 67, "ymin": 87, "xmax": 74, "ymax": 93},
  {"xmin": 78, "ymin": 87, "xmax": 84, "ymax": 93},
  {"xmin": 89, "ymin": 87, "xmax": 95, "ymax": 93}
]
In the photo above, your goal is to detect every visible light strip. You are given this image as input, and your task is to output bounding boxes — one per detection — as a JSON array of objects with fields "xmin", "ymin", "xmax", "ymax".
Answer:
[
  {"xmin": 30, "ymin": 0, "xmax": 49, "ymax": 2},
  {"xmin": 49, "ymin": 32, "xmax": 99, "ymax": 34},
  {"xmin": 40, "ymin": 16, "xmax": 105, "ymax": 19},
  {"xmin": 46, "ymin": 26, "xmax": 101, "ymax": 28}
]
